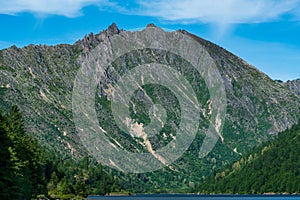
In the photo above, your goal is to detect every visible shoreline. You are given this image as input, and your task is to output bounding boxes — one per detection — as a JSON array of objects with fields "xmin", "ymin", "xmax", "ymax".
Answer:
[{"xmin": 88, "ymin": 193, "xmax": 300, "ymax": 197}]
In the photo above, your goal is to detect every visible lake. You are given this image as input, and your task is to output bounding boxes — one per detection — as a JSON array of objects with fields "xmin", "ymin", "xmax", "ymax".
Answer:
[{"xmin": 87, "ymin": 194, "xmax": 300, "ymax": 200}]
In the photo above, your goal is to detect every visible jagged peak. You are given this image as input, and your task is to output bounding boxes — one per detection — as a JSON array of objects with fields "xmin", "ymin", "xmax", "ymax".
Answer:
[
  {"xmin": 106, "ymin": 22, "xmax": 120, "ymax": 36},
  {"xmin": 146, "ymin": 23, "xmax": 157, "ymax": 28}
]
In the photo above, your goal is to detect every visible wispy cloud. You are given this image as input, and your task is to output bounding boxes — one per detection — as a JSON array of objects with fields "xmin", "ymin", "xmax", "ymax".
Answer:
[
  {"xmin": 2, "ymin": 0, "xmax": 300, "ymax": 23},
  {"xmin": 135, "ymin": 0, "xmax": 300, "ymax": 24},
  {"xmin": 0, "ymin": 0, "xmax": 112, "ymax": 17}
]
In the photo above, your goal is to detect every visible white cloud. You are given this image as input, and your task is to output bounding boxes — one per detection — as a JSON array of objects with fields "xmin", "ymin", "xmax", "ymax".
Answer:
[
  {"xmin": 0, "ymin": 0, "xmax": 111, "ymax": 17},
  {"xmin": 2, "ymin": 0, "xmax": 299, "ymax": 23},
  {"xmin": 136, "ymin": 0, "xmax": 300, "ymax": 24}
]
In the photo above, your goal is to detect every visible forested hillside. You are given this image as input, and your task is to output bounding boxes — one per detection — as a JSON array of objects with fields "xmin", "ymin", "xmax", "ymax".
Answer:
[
  {"xmin": 0, "ymin": 106, "xmax": 120, "ymax": 199},
  {"xmin": 197, "ymin": 121, "xmax": 300, "ymax": 194}
]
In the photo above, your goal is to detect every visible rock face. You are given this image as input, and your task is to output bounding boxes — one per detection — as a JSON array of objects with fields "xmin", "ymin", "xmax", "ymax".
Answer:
[
  {"xmin": 107, "ymin": 22, "xmax": 120, "ymax": 35},
  {"xmin": 0, "ymin": 23, "xmax": 299, "ymax": 191},
  {"xmin": 285, "ymin": 79, "xmax": 300, "ymax": 95}
]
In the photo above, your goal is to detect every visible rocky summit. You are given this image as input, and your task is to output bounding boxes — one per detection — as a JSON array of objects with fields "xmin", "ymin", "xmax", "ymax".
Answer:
[
  {"xmin": 0, "ymin": 23, "xmax": 299, "ymax": 192},
  {"xmin": 285, "ymin": 78, "xmax": 300, "ymax": 95}
]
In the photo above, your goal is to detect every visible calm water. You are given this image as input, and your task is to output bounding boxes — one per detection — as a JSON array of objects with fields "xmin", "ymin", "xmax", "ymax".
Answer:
[{"xmin": 88, "ymin": 194, "xmax": 300, "ymax": 200}]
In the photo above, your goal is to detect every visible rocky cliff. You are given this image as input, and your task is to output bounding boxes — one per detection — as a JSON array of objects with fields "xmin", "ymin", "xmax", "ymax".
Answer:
[
  {"xmin": 0, "ymin": 23, "xmax": 299, "ymax": 191},
  {"xmin": 285, "ymin": 78, "xmax": 300, "ymax": 95}
]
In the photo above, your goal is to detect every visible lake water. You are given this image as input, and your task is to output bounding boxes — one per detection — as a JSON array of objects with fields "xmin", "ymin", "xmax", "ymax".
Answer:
[{"xmin": 88, "ymin": 194, "xmax": 300, "ymax": 200}]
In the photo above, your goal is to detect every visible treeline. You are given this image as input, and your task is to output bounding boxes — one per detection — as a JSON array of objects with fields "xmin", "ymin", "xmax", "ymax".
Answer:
[
  {"xmin": 197, "ymin": 121, "xmax": 300, "ymax": 194},
  {"xmin": 0, "ymin": 106, "xmax": 120, "ymax": 199},
  {"xmin": 46, "ymin": 155, "xmax": 120, "ymax": 199}
]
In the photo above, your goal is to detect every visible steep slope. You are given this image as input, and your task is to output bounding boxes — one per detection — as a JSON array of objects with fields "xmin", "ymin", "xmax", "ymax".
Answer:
[
  {"xmin": 0, "ymin": 44, "xmax": 85, "ymax": 156},
  {"xmin": 197, "ymin": 121, "xmax": 300, "ymax": 194},
  {"xmin": 285, "ymin": 79, "xmax": 300, "ymax": 95},
  {"xmin": 0, "ymin": 23, "xmax": 299, "ymax": 192},
  {"xmin": 0, "ymin": 23, "xmax": 121, "ymax": 156}
]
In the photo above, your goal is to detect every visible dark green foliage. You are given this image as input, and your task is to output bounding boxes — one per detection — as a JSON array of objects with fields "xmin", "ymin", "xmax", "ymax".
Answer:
[
  {"xmin": 0, "ymin": 106, "xmax": 47, "ymax": 199},
  {"xmin": 0, "ymin": 110, "xmax": 14, "ymax": 199},
  {"xmin": 0, "ymin": 106, "xmax": 120, "ymax": 199},
  {"xmin": 46, "ymin": 155, "xmax": 120, "ymax": 199},
  {"xmin": 197, "ymin": 121, "xmax": 300, "ymax": 194}
]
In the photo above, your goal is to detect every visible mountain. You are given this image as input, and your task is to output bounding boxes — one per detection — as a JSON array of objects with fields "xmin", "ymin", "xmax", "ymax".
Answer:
[
  {"xmin": 0, "ymin": 23, "xmax": 299, "ymax": 192},
  {"xmin": 285, "ymin": 79, "xmax": 300, "ymax": 95},
  {"xmin": 197, "ymin": 121, "xmax": 300, "ymax": 194}
]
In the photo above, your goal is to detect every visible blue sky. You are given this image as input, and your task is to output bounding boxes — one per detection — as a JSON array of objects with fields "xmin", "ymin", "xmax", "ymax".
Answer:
[{"xmin": 0, "ymin": 0, "xmax": 299, "ymax": 81}]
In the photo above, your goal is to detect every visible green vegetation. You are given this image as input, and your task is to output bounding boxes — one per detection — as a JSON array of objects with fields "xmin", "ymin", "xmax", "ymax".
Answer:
[
  {"xmin": 0, "ymin": 106, "xmax": 120, "ymax": 199},
  {"xmin": 197, "ymin": 121, "xmax": 300, "ymax": 194},
  {"xmin": 0, "ymin": 105, "xmax": 46, "ymax": 199},
  {"xmin": 46, "ymin": 155, "xmax": 120, "ymax": 199},
  {"xmin": 0, "ymin": 26, "xmax": 299, "ymax": 193}
]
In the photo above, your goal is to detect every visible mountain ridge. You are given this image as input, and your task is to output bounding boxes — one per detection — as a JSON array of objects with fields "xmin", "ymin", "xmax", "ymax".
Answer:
[
  {"xmin": 284, "ymin": 78, "xmax": 300, "ymax": 95},
  {"xmin": 0, "ymin": 23, "xmax": 299, "ymax": 191}
]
